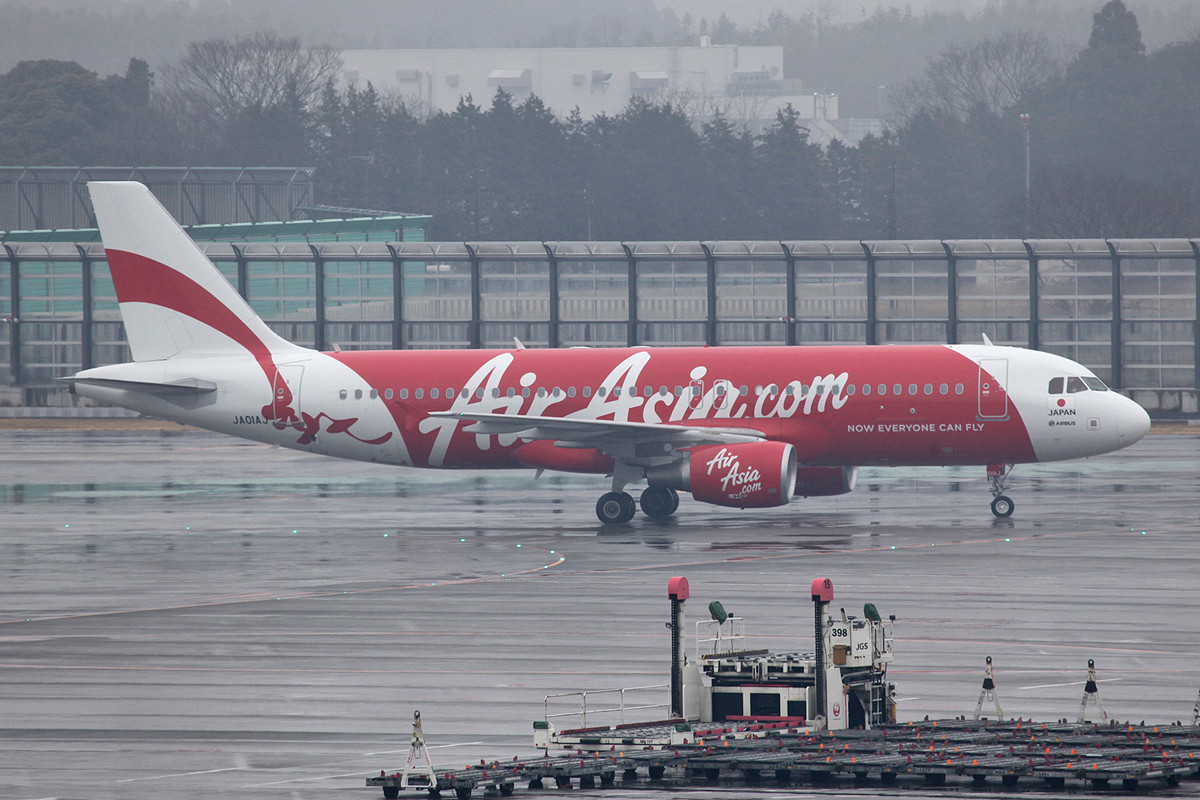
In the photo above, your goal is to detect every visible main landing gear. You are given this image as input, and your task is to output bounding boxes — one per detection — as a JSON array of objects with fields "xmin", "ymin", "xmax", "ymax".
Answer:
[
  {"xmin": 595, "ymin": 486, "xmax": 679, "ymax": 524},
  {"xmin": 987, "ymin": 463, "xmax": 1015, "ymax": 518}
]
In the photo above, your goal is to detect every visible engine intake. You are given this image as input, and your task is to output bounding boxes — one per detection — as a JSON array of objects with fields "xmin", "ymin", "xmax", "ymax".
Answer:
[{"xmin": 647, "ymin": 441, "xmax": 798, "ymax": 509}]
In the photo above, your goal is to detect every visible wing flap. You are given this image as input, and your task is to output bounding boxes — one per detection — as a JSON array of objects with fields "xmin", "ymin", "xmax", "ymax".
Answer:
[{"xmin": 429, "ymin": 410, "xmax": 765, "ymax": 447}]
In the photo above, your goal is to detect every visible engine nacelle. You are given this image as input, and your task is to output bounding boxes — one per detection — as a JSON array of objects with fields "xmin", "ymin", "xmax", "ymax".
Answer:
[
  {"xmin": 794, "ymin": 466, "xmax": 858, "ymax": 497},
  {"xmin": 647, "ymin": 442, "xmax": 798, "ymax": 509}
]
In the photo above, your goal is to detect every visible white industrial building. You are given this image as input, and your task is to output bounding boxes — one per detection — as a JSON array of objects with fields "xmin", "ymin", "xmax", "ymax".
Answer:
[{"xmin": 341, "ymin": 44, "xmax": 881, "ymax": 145}]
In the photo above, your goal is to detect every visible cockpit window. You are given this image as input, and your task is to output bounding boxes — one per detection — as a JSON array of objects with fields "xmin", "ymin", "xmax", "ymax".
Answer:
[{"xmin": 1051, "ymin": 375, "xmax": 1109, "ymax": 394}]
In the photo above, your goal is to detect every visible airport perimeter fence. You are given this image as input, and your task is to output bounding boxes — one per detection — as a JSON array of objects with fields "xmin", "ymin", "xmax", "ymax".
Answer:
[{"xmin": 1, "ymin": 238, "xmax": 1197, "ymax": 417}]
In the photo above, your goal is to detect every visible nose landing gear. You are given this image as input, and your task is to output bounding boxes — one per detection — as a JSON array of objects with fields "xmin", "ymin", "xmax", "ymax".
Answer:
[{"xmin": 987, "ymin": 463, "xmax": 1015, "ymax": 518}]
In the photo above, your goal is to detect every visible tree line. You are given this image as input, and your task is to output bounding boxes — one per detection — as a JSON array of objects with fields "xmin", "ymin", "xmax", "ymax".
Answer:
[{"xmin": 0, "ymin": 1, "xmax": 1197, "ymax": 240}]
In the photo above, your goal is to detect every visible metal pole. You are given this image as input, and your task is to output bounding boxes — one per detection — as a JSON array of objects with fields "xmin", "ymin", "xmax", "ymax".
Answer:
[
  {"xmin": 4, "ymin": 244, "xmax": 19, "ymax": 385},
  {"xmin": 811, "ymin": 578, "xmax": 833, "ymax": 725},
  {"xmin": 1021, "ymin": 114, "xmax": 1031, "ymax": 235},
  {"xmin": 667, "ymin": 577, "xmax": 689, "ymax": 719},
  {"xmin": 544, "ymin": 244, "xmax": 559, "ymax": 349},
  {"xmin": 310, "ymin": 244, "xmax": 325, "ymax": 352},
  {"xmin": 76, "ymin": 245, "xmax": 93, "ymax": 372}
]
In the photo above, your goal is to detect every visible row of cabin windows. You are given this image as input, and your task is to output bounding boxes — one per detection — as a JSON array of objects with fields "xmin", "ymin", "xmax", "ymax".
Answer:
[{"xmin": 337, "ymin": 382, "xmax": 969, "ymax": 402}]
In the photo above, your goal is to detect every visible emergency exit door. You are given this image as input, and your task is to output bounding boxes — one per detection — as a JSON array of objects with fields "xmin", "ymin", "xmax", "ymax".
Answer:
[{"xmin": 977, "ymin": 359, "xmax": 1009, "ymax": 419}]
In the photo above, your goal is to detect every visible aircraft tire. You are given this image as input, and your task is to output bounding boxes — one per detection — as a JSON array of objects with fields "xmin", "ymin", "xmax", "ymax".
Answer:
[
  {"xmin": 596, "ymin": 491, "xmax": 636, "ymax": 524},
  {"xmin": 990, "ymin": 495, "xmax": 1015, "ymax": 518},
  {"xmin": 639, "ymin": 486, "xmax": 678, "ymax": 519}
]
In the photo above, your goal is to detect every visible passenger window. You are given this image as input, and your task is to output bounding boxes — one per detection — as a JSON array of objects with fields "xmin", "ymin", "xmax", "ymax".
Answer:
[
  {"xmin": 644, "ymin": 386, "xmax": 653, "ymax": 397},
  {"xmin": 1067, "ymin": 377, "xmax": 1087, "ymax": 393},
  {"xmin": 339, "ymin": 389, "xmax": 347, "ymax": 399},
  {"xmin": 415, "ymin": 388, "xmax": 424, "ymax": 400},
  {"xmin": 893, "ymin": 384, "xmax": 903, "ymax": 396},
  {"xmin": 924, "ymin": 384, "xmax": 933, "ymax": 395},
  {"xmin": 568, "ymin": 387, "xmax": 576, "ymax": 398},
  {"xmin": 1048, "ymin": 377, "xmax": 1064, "ymax": 394},
  {"xmin": 846, "ymin": 384, "xmax": 856, "ymax": 396},
  {"xmin": 659, "ymin": 386, "xmax": 669, "ymax": 396},
  {"xmin": 582, "ymin": 387, "xmax": 591, "ymax": 398},
  {"xmin": 955, "ymin": 383, "xmax": 964, "ymax": 395},
  {"xmin": 878, "ymin": 384, "xmax": 887, "ymax": 395},
  {"xmin": 862, "ymin": 384, "xmax": 871, "ymax": 396},
  {"xmin": 675, "ymin": 386, "xmax": 683, "ymax": 396},
  {"xmin": 786, "ymin": 384, "xmax": 795, "ymax": 396},
  {"xmin": 537, "ymin": 387, "xmax": 546, "ymax": 398},
  {"xmin": 908, "ymin": 384, "xmax": 917, "ymax": 395},
  {"xmin": 739, "ymin": 385, "xmax": 748, "ymax": 396},
  {"xmin": 370, "ymin": 389, "xmax": 378, "ymax": 399},
  {"xmin": 399, "ymin": 388, "xmax": 408, "ymax": 400},
  {"xmin": 384, "ymin": 388, "xmax": 393, "ymax": 400},
  {"xmin": 429, "ymin": 388, "xmax": 438, "ymax": 400},
  {"xmin": 598, "ymin": 387, "xmax": 607, "ymax": 397},
  {"xmin": 492, "ymin": 388, "xmax": 500, "ymax": 398},
  {"xmin": 522, "ymin": 387, "xmax": 531, "ymax": 398},
  {"xmin": 506, "ymin": 387, "xmax": 515, "ymax": 397},
  {"xmin": 355, "ymin": 389, "xmax": 363, "ymax": 400},
  {"xmin": 446, "ymin": 388, "xmax": 455, "ymax": 399},
  {"xmin": 939, "ymin": 383, "xmax": 948, "ymax": 395}
]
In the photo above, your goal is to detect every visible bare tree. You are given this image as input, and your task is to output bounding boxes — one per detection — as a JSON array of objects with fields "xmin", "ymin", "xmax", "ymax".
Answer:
[
  {"xmin": 1023, "ymin": 166, "xmax": 1198, "ymax": 238},
  {"xmin": 160, "ymin": 32, "xmax": 341, "ymax": 149},
  {"xmin": 889, "ymin": 31, "xmax": 1064, "ymax": 125}
]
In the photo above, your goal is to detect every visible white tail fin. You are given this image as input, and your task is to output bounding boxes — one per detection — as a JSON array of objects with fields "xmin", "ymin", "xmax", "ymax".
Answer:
[{"xmin": 88, "ymin": 181, "xmax": 303, "ymax": 362}]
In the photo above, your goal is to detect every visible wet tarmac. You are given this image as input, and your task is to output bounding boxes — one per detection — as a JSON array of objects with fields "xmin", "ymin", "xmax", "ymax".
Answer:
[{"xmin": 1, "ymin": 426, "xmax": 1199, "ymax": 800}]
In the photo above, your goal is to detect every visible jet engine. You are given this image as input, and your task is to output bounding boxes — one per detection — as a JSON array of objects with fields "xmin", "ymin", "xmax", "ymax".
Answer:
[
  {"xmin": 646, "ymin": 441, "xmax": 797, "ymax": 509},
  {"xmin": 794, "ymin": 466, "xmax": 858, "ymax": 497}
]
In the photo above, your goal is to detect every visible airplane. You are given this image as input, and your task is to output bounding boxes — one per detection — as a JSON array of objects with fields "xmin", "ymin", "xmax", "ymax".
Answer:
[{"xmin": 67, "ymin": 181, "xmax": 1152, "ymax": 524}]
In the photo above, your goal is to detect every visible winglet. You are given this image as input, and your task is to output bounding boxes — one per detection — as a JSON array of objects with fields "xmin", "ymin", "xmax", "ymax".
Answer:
[{"xmin": 982, "ymin": 333, "xmax": 994, "ymax": 347}]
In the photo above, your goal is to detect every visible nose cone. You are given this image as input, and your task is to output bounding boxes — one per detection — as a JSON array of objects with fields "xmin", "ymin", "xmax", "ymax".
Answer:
[{"xmin": 1116, "ymin": 396, "xmax": 1151, "ymax": 448}]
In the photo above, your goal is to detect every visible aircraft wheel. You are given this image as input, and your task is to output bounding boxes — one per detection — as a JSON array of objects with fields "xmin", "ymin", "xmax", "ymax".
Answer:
[
  {"xmin": 640, "ymin": 486, "xmax": 678, "ymax": 519},
  {"xmin": 596, "ymin": 492, "xmax": 636, "ymax": 524},
  {"xmin": 990, "ymin": 495, "xmax": 1015, "ymax": 518}
]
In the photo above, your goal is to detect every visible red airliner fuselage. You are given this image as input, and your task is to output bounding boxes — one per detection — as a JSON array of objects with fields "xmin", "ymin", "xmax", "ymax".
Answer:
[{"xmin": 70, "ymin": 182, "xmax": 1152, "ymax": 524}]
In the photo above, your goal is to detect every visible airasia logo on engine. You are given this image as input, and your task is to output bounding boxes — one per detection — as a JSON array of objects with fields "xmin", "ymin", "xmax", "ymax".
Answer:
[
  {"xmin": 704, "ymin": 447, "xmax": 763, "ymax": 496},
  {"xmin": 689, "ymin": 442, "xmax": 796, "ymax": 509}
]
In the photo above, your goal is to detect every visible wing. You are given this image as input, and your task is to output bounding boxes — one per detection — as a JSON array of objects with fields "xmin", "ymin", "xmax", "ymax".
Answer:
[{"xmin": 427, "ymin": 410, "xmax": 764, "ymax": 464}]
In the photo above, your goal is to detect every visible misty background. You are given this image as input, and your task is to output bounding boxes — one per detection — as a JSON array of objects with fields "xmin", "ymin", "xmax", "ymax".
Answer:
[{"xmin": 1, "ymin": 0, "xmax": 1198, "ymax": 239}]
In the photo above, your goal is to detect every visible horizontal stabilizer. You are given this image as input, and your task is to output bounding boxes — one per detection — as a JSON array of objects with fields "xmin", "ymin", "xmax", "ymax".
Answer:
[{"xmin": 63, "ymin": 376, "xmax": 217, "ymax": 396}]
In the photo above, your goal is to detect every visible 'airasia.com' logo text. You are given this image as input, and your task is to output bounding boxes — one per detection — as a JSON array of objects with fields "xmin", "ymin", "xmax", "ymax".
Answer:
[{"xmin": 704, "ymin": 447, "xmax": 762, "ymax": 496}]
